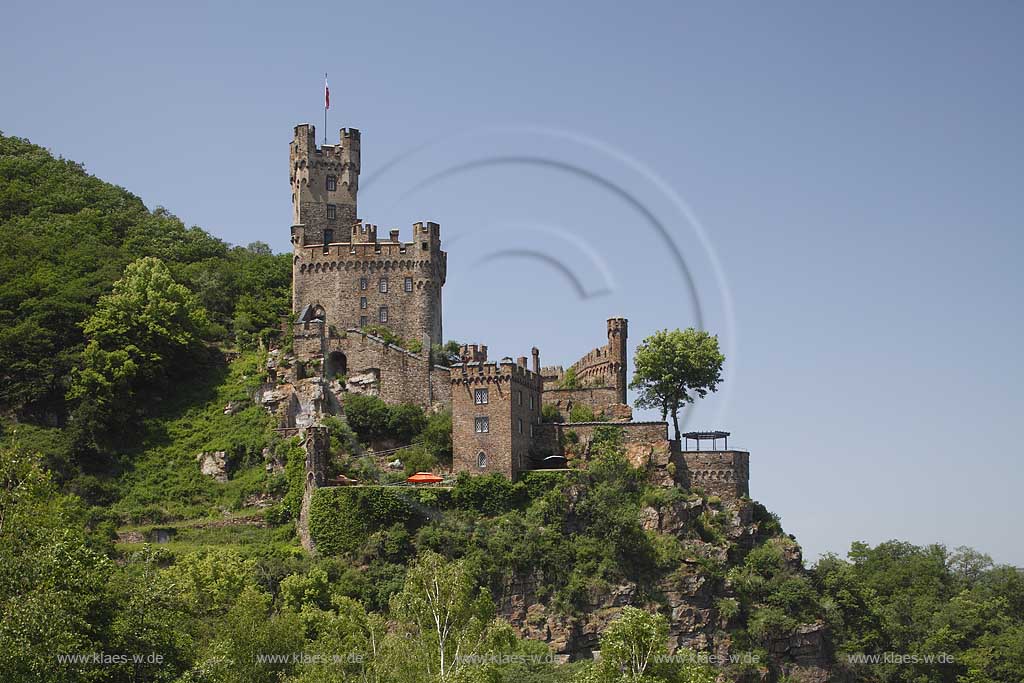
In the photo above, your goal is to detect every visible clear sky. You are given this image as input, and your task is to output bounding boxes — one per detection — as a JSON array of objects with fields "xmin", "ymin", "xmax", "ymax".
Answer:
[{"xmin": 2, "ymin": 1, "xmax": 1022, "ymax": 565}]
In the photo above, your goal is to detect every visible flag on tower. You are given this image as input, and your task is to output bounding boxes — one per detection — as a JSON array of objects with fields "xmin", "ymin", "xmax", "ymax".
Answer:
[{"xmin": 325, "ymin": 74, "xmax": 330, "ymax": 110}]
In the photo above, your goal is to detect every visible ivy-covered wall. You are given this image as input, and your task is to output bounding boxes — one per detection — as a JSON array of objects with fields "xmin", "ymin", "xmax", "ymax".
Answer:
[{"xmin": 309, "ymin": 486, "xmax": 452, "ymax": 555}]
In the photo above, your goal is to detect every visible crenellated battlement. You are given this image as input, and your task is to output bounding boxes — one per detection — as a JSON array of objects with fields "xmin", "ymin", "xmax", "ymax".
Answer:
[
  {"xmin": 450, "ymin": 360, "xmax": 543, "ymax": 390},
  {"xmin": 291, "ymin": 125, "xmax": 445, "ymax": 350}
]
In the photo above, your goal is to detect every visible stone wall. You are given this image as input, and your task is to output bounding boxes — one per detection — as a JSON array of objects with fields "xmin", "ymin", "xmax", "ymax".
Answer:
[
  {"xmin": 675, "ymin": 450, "xmax": 750, "ymax": 503},
  {"xmin": 290, "ymin": 124, "xmax": 359, "ymax": 246},
  {"xmin": 542, "ymin": 318, "xmax": 628, "ymax": 412},
  {"xmin": 451, "ymin": 360, "xmax": 544, "ymax": 480},
  {"xmin": 292, "ymin": 221, "xmax": 446, "ymax": 351},
  {"xmin": 292, "ymin": 323, "xmax": 450, "ymax": 411},
  {"xmin": 543, "ymin": 387, "xmax": 628, "ymax": 420}
]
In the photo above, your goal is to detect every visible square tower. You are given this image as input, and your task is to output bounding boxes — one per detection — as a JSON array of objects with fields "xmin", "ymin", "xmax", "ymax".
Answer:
[{"xmin": 450, "ymin": 357, "xmax": 544, "ymax": 480}]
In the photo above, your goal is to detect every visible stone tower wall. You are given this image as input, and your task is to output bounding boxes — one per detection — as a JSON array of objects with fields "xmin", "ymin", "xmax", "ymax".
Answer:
[
  {"xmin": 293, "ymin": 220, "xmax": 446, "ymax": 351},
  {"xmin": 451, "ymin": 361, "xmax": 543, "ymax": 480},
  {"xmin": 675, "ymin": 450, "xmax": 750, "ymax": 503},
  {"xmin": 290, "ymin": 124, "xmax": 360, "ymax": 247}
]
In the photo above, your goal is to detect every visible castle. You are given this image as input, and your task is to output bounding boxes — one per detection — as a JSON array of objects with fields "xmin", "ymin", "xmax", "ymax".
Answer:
[{"xmin": 287, "ymin": 124, "xmax": 749, "ymax": 502}]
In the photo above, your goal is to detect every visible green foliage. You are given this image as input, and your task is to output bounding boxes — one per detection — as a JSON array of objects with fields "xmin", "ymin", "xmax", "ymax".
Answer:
[
  {"xmin": 343, "ymin": 394, "xmax": 428, "ymax": 446},
  {"xmin": 309, "ymin": 486, "xmax": 440, "ymax": 556},
  {"xmin": 431, "ymin": 339, "xmax": 463, "ymax": 366},
  {"xmin": 342, "ymin": 394, "xmax": 392, "ymax": 442},
  {"xmin": 558, "ymin": 367, "xmax": 581, "ymax": 389},
  {"xmin": 69, "ymin": 256, "xmax": 210, "ymax": 443},
  {"xmin": 814, "ymin": 540, "xmax": 1024, "ymax": 682},
  {"xmin": 452, "ymin": 472, "xmax": 523, "ymax": 516},
  {"xmin": 413, "ymin": 408, "xmax": 453, "ymax": 464},
  {"xmin": 568, "ymin": 403, "xmax": 604, "ymax": 423},
  {"xmin": 388, "ymin": 402, "xmax": 428, "ymax": 443},
  {"xmin": 0, "ymin": 445, "xmax": 114, "ymax": 682},
  {"xmin": 360, "ymin": 324, "xmax": 423, "ymax": 353},
  {"xmin": 109, "ymin": 351, "xmax": 281, "ymax": 523},
  {"xmin": 398, "ymin": 445, "xmax": 439, "ymax": 476},
  {"xmin": 0, "ymin": 134, "xmax": 290, "ymax": 425},
  {"xmin": 630, "ymin": 327, "xmax": 725, "ymax": 440},
  {"xmin": 541, "ymin": 403, "xmax": 563, "ymax": 423}
]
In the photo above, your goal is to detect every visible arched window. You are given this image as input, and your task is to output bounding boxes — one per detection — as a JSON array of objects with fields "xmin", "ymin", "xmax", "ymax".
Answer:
[{"xmin": 477, "ymin": 452, "xmax": 487, "ymax": 469}]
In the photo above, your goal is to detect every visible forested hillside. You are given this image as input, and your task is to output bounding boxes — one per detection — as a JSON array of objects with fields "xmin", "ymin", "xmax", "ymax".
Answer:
[{"xmin": 1, "ymin": 134, "xmax": 1022, "ymax": 683}]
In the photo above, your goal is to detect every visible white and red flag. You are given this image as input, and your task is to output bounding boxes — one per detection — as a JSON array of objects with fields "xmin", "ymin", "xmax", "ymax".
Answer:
[{"xmin": 325, "ymin": 74, "xmax": 330, "ymax": 110}]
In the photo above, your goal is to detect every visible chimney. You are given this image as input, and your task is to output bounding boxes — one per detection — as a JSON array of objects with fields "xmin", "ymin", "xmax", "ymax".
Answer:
[
  {"xmin": 516, "ymin": 356, "xmax": 528, "ymax": 369},
  {"xmin": 531, "ymin": 347, "xmax": 540, "ymax": 374},
  {"xmin": 389, "ymin": 229, "xmax": 400, "ymax": 242}
]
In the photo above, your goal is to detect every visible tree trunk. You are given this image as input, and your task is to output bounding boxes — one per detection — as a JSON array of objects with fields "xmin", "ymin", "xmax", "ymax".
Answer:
[{"xmin": 671, "ymin": 408, "xmax": 681, "ymax": 442}]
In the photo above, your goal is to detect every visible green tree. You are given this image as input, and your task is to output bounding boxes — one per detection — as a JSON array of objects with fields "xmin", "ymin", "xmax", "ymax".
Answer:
[
  {"xmin": 68, "ymin": 256, "xmax": 209, "ymax": 441},
  {"xmin": 389, "ymin": 550, "xmax": 499, "ymax": 682},
  {"xmin": 629, "ymin": 328, "xmax": 724, "ymax": 440},
  {"xmin": 600, "ymin": 606, "xmax": 669, "ymax": 680},
  {"xmin": 0, "ymin": 445, "xmax": 114, "ymax": 682}
]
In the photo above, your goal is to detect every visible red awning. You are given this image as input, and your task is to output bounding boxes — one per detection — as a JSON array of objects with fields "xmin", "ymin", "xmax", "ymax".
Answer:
[{"xmin": 407, "ymin": 472, "xmax": 444, "ymax": 484}]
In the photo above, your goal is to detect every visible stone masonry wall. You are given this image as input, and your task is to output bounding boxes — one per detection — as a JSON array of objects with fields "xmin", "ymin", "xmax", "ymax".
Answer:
[
  {"xmin": 451, "ymin": 361, "xmax": 543, "ymax": 480},
  {"xmin": 292, "ymin": 322, "xmax": 450, "ymax": 411},
  {"xmin": 293, "ymin": 221, "xmax": 445, "ymax": 351},
  {"xmin": 543, "ymin": 387, "xmax": 625, "ymax": 420},
  {"xmin": 675, "ymin": 450, "xmax": 750, "ymax": 503}
]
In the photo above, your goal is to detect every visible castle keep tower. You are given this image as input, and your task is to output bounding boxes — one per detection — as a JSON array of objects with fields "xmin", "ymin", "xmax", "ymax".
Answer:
[{"xmin": 290, "ymin": 124, "xmax": 446, "ymax": 350}]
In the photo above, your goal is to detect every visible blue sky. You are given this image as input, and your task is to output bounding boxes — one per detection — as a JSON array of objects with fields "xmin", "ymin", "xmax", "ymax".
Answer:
[{"xmin": 2, "ymin": 1, "xmax": 1022, "ymax": 565}]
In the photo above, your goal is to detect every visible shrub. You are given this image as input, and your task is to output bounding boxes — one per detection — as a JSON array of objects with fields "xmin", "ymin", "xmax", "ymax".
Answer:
[
  {"xmin": 452, "ymin": 472, "xmax": 522, "ymax": 516},
  {"xmin": 558, "ymin": 368, "xmax": 581, "ymax": 389},
  {"xmin": 569, "ymin": 404, "xmax": 602, "ymax": 423},
  {"xmin": 748, "ymin": 606, "xmax": 798, "ymax": 641},
  {"xmin": 387, "ymin": 403, "xmax": 427, "ymax": 444},
  {"xmin": 413, "ymin": 409, "xmax": 452, "ymax": 464},
  {"xmin": 397, "ymin": 446, "xmax": 438, "ymax": 476},
  {"xmin": 541, "ymin": 404, "xmax": 562, "ymax": 423},
  {"xmin": 343, "ymin": 394, "xmax": 391, "ymax": 441},
  {"xmin": 309, "ymin": 487, "xmax": 414, "ymax": 555}
]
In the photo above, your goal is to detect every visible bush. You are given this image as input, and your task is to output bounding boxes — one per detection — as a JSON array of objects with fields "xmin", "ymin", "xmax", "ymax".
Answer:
[
  {"xmin": 343, "ymin": 394, "xmax": 391, "ymax": 441},
  {"xmin": 413, "ymin": 409, "xmax": 452, "ymax": 464},
  {"xmin": 387, "ymin": 403, "xmax": 427, "ymax": 444},
  {"xmin": 309, "ymin": 487, "xmax": 415, "ymax": 555},
  {"xmin": 568, "ymin": 404, "xmax": 604, "ymax": 423},
  {"xmin": 748, "ymin": 606, "xmax": 798, "ymax": 641},
  {"xmin": 397, "ymin": 446, "xmax": 438, "ymax": 476},
  {"xmin": 541, "ymin": 404, "xmax": 562, "ymax": 423},
  {"xmin": 452, "ymin": 472, "xmax": 522, "ymax": 516}
]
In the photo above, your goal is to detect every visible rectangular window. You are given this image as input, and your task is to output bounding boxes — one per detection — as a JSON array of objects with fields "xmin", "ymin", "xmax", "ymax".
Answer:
[
  {"xmin": 326, "ymin": 204, "xmax": 336, "ymax": 220},
  {"xmin": 326, "ymin": 175, "xmax": 337, "ymax": 191},
  {"xmin": 378, "ymin": 306, "xmax": 388, "ymax": 323},
  {"xmin": 359, "ymin": 316, "xmax": 368, "ymax": 328},
  {"xmin": 379, "ymin": 277, "xmax": 388, "ymax": 293},
  {"xmin": 518, "ymin": 418, "xmax": 523, "ymax": 434},
  {"xmin": 359, "ymin": 277, "xmax": 368, "ymax": 291},
  {"xmin": 359, "ymin": 297, "xmax": 367, "ymax": 310},
  {"xmin": 530, "ymin": 423, "xmax": 535, "ymax": 437},
  {"xmin": 529, "ymin": 395, "xmax": 535, "ymax": 410},
  {"xmin": 474, "ymin": 388, "xmax": 488, "ymax": 405},
  {"xmin": 404, "ymin": 277, "xmax": 413, "ymax": 292},
  {"xmin": 517, "ymin": 390, "xmax": 522, "ymax": 406},
  {"xmin": 474, "ymin": 416, "xmax": 489, "ymax": 433}
]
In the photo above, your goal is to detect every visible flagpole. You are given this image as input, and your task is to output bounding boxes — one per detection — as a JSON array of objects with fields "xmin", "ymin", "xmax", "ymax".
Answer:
[{"xmin": 324, "ymin": 72, "xmax": 328, "ymax": 145}]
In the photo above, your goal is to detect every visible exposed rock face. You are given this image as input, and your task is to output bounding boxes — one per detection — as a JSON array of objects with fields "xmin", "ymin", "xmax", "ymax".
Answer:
[
  {"xmin": 195, "ymin": 451, "xmax": 230, "ymax": 482},
  {"xmin": 496, "ymin": 498, "xmax": 833, "ymax": 682},
  {"xmin": 345, "ymin": 370, "xmax": 380, "ymax": 396},
  {"xmin": 768, "ymin": 622, "xmax": 831, "ymax": 683},
  {"xmin": 255, "ymin": 377, "xmax": 328, "ymax": 429}
]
